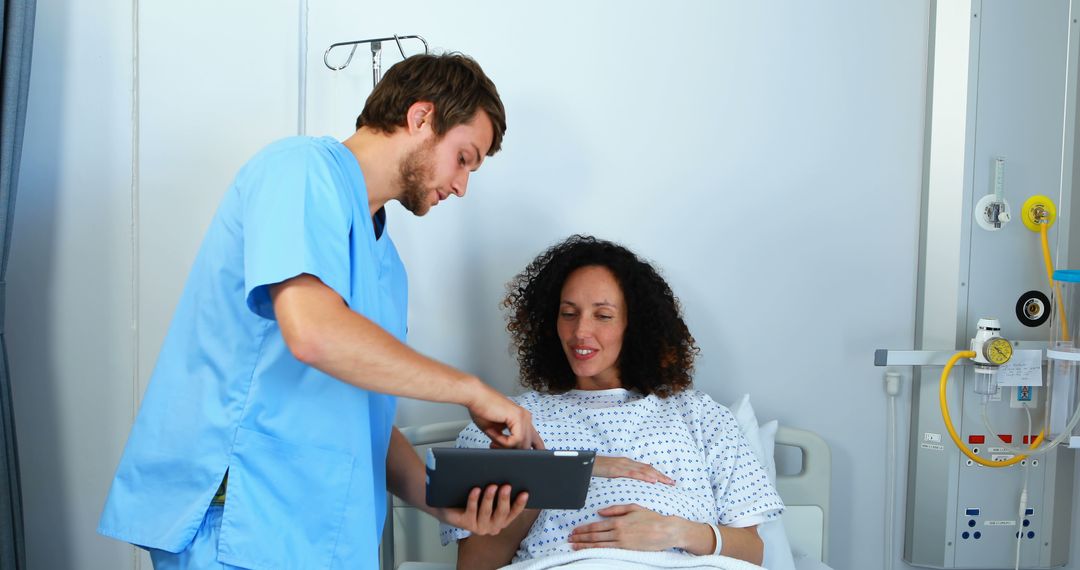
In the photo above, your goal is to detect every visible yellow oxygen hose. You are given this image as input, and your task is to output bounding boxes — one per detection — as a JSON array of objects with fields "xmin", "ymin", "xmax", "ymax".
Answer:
[
  {"xmin": 940, "ymin": 351, "xmax": 1045, "ymax": 467},
  {"xmin": 1040, "ymin": 223, "xmax": 1070, "ymax": 342}
]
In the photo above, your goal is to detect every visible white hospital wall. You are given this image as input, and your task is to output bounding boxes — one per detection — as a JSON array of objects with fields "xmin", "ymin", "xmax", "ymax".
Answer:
[
  {"xmin": 9, "ymin": 0, "xmax": 135, "ymax": 568},
  {"xmin": 13, "ymin": 2, "xmax": 1074, "ymax": 570},
  {"xmin": 134, "ymin": 2, "xmax": 299, "ymax": 393},
  {"xmin": 344, "ymin": 4, "xmax": 929, "ymax": 570},
  {"xmin": 10, "ymin": 1, "xmax": 300, "ymax": 568}
]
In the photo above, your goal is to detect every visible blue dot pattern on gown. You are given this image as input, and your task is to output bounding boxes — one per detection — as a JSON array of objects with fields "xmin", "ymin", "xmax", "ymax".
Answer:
[{"xmin": 440, "ymin": 388, "xmax": 784, "ymax": 563}]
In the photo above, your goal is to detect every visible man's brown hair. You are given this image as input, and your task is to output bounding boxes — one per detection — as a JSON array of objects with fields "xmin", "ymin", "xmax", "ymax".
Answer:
[{"xmin": 355, "ymin": 53, "xmax": 506, "ymax": 155}]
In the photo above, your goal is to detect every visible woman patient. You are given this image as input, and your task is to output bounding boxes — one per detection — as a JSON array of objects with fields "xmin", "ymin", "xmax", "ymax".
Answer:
[{"xmin": 441, "ymin": 235, "xmax": 783, "ymax": 568}]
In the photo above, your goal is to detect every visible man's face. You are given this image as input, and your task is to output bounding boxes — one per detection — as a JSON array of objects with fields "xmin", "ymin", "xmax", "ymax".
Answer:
[{"xmin": 397, "ymin": 110, "xmax": 495, "ymax": 216}]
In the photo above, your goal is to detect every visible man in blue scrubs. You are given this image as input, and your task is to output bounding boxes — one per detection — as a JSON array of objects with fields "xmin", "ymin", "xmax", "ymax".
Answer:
[{"xmin": 98, "ymin": 53, "xmax": 541, "ymax": 569}]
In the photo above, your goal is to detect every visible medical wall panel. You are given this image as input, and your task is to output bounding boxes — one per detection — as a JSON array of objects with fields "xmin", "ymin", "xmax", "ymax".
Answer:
[{"xmin": 907, "ymin": 1, "xmax": 1080, "ymax": 567}]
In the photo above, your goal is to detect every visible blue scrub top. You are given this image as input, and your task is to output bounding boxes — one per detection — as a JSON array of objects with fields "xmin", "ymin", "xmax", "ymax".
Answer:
[{"xmin": 99, "ymin": 136, "xmax": 408, "ymax": 569}]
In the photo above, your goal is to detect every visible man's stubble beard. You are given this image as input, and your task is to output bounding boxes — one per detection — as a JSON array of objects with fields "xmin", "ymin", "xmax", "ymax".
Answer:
[{"xmin": 397, "ymin": 137, "xmax": 437, "ymax": 216}]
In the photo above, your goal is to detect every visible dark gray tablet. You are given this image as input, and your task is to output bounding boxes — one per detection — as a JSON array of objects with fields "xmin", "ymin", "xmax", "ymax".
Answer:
[{"xmin": 425, "ymin": 448, "xmax": 595, "ymax": 510}]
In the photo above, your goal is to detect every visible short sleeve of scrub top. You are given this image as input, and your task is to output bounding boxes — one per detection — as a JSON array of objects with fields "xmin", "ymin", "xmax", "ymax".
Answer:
[{"xmin": 239, "ymin": 144, "xmax": 354, "ymax": 320}]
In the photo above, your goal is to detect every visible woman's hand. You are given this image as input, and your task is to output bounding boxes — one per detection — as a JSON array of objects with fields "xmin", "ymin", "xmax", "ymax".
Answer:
[
  {"xmin": 438, "ymin": 484, "xmax": 530, "ymax": 536},
  {"xmin": 567, "ymin": 504, "xmax": 685, "ymax": 551},
  {"xmin": 592, "ymin": 456, "xmax": 675, "ymax": 485}
]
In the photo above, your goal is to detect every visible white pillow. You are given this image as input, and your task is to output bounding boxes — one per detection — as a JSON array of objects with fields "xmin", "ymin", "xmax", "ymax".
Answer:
[
  {"xmin": 759, "ymin": 420, "xmax": 779, "ymax": 482},
  {"xmin": 727, "ymin": 394, "xmax": 795, "ymax": 570}
]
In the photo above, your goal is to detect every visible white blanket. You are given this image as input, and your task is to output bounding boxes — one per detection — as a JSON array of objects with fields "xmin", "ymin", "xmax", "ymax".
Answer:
[{"xmin": 499, "ymin": 548, "xmax": 765, "ymax": 570}]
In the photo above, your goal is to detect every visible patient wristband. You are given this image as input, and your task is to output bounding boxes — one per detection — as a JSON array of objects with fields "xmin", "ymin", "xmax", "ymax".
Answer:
[{"xmin": 707, "ymin": 523, "xmax": 723, "ymax": 555}]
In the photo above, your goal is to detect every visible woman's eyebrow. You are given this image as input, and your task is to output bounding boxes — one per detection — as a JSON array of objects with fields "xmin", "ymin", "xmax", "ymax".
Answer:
[{"xmin": 561, "ymin": 300, "xmax": 617, "ymax": 307}]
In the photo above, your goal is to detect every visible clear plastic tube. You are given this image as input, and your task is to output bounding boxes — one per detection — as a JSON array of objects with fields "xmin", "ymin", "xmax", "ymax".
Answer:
[
  {"xmin": 980, "ymin": 393, "xmax": 1080, "ymax": 455},
  {"xmin": 885, "ymin": 386, "xmax": 896, "ymax": 570},
  {"xmin": 940, "ymin": 352, "xmax": 1036, "ymax": 467},
  {"xmin": 1014, "ymin": 407, "xmax": 1031, "ymax": 570}
]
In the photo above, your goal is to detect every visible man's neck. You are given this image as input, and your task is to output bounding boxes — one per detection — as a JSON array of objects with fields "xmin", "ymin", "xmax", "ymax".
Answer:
[{"xmin": 342, "ymin": 127, "xmax": 404, "ymax": 218}]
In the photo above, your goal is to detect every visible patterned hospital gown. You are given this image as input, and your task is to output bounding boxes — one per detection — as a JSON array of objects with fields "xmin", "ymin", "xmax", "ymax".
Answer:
[{"xmin": 440, "ymin": 388, "xmax": 784, "ymax": 562}]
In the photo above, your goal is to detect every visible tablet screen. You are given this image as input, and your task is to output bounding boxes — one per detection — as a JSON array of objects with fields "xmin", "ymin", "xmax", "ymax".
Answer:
[{"xmin": 426, "ymin": 448, "xmax": 595, "ymax": 510}]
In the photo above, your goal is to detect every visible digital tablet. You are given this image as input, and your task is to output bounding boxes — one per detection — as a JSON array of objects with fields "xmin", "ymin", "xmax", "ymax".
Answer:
[{"xmin": 425, "ymin": 447, "xmax": 595, "ymax": 510}]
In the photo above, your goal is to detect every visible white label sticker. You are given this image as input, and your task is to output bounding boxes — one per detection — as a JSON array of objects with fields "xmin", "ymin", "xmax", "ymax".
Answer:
[
  {"xmin": 991, "ymin": 454, "xmax": 1015, "ymax": 462},
  {"xmin": 985, "ymin": 520, "xmax": 1016, "ymax": 526},
  {"xmin": 988, "ymin": 447, "xmax": 1010, "ymax": 453},
  {"xmin": 924, "ymin": 432, "xmax": 942, "ymax": 443},
  {"xmin": 554, "ymin": 451, "xmax": 579, "ymax": 457},
  {"xmin": 997, "ymin": 350, "xmax": 1043, "ymax": 386},
  {"xmin": 921, "ymin": 443, "xmax": 944, "ymax": 451}
]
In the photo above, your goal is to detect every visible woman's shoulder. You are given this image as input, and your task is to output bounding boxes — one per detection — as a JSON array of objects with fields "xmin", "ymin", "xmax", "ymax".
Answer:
[
  {"xmin": 514, "ymin": 388, "xmax": 583, "ymax": 416},
  {"xmin": 665, "ymin": 389, "xmax": 737, "ymax": 423},
  {"xmin": 665, "ymin": 387, "xmax": 721, "ymax": 407},
  {"xmin": 510, "ymin": 389, "xmax": 550, "ymax": 407}
]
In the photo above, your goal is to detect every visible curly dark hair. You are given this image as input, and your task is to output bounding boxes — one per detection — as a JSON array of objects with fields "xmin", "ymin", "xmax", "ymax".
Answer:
[{"xmin": 503, "ymin": 235, "xmax": 699, "ymax": 397}]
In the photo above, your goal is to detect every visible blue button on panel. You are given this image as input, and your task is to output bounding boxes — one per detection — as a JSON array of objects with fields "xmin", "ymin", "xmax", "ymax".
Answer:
[
  {"xmin": 1028, "ymin": 531, "xmax": 1035, "ymax": 539},
  {"xmin": 968, "ymin": 519, "xmax": 976, "ymax": 527},
  {"xmin": 962, "ymin": 531, "xmax": 970, "ymax": 539},
  {"xmin": 973, "ymin": 531, "xmax": 982, "ymax": 539},
  {"xmin": 965, "ymin": 508, "xmax": 981, "ymax": 516},
  {"xmin": 1023, "ymin": 519, "xmax": 1030, "ymax": 527}
]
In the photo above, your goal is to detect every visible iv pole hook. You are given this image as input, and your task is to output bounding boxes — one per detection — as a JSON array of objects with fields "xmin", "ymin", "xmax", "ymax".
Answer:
[{"xmin": 323, "ymin": 34, "xmax": 429, "ymax": 73}]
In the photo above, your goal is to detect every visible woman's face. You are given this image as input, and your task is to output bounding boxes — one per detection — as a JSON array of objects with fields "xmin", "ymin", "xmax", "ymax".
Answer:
[{"xmin": 556, "ymin": 265, "xmax": 627, "ymax": 390}]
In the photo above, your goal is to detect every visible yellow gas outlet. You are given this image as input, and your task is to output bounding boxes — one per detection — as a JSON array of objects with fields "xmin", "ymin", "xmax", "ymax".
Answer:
[{"xmin": 1021, "ymin": 195, "xmax": 1056, "ymax": 232}]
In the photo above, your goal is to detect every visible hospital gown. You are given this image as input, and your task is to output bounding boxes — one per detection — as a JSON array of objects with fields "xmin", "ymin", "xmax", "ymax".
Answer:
[{"xmin": 441, "ymin": 387, "xmax": 784, "ymax": 563}]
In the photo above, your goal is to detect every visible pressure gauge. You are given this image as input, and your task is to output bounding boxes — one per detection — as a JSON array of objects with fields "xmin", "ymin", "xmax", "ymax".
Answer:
[{"xmin": 983, "ymin": 337, "xmax": 1013, "ymax": 366}]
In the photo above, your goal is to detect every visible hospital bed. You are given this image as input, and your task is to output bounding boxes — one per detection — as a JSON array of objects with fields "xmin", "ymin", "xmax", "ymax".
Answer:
[{"xmin": 380, "ymin": 416, "xmax": 832, "ymax": 570}]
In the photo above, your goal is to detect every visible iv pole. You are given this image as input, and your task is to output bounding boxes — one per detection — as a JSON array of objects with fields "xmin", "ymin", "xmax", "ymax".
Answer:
[{"xmin": 323, "ymin": 34, "xmax": 429, "ymax": 85}]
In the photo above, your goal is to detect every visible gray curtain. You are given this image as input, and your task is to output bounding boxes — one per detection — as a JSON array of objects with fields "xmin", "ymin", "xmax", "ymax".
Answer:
[{"xmin": 0, "ymin": 0, "xmax": 34, "ymax": 568}]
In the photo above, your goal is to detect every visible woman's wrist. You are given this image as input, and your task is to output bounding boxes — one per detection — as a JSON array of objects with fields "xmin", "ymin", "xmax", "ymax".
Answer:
[
  {"xmin": 592, "ymin": 456, "xmax": 608, "ymax": 477},
  {"xmin": 706, "ymin": 522, "xmax": 723, "ymax": 555},
  {"xmin": 671, "ymin": 517, "xmax": 718, "ymax": 555}
]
